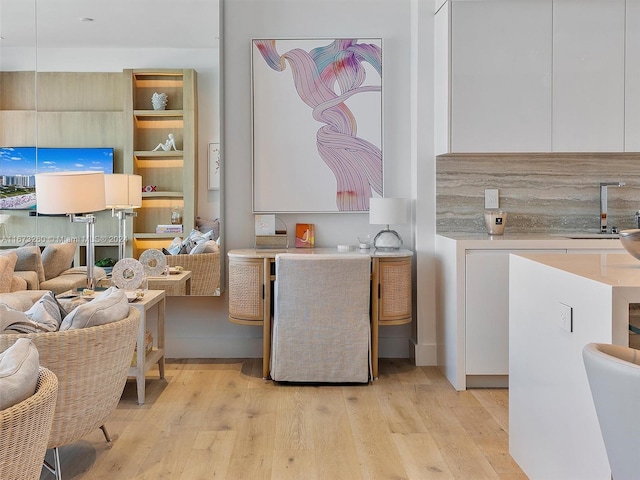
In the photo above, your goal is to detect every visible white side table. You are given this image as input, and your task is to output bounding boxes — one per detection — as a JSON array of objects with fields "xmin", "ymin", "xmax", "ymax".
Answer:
[{"xmin": 127, "ymin": 289, "xmax": 166, "ymax": 405}]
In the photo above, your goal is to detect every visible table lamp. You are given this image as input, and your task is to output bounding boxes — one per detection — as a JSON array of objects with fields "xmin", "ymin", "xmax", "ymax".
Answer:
[
  {"xmin": 104, "ymin": 174, "xmax": 142, "ymax": 260},
  {"xmin": 35, "ymin": 171, "xmax": 106, "ymax": 289},
  {"xmin": 369, "ymin": 197, "xmax": 408, "ymax": 251}
]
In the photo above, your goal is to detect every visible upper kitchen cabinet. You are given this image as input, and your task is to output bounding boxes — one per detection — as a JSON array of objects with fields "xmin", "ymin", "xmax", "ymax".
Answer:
[
  {"xmin": 552, "ymin": 0, "xmax": 625, "ymax": 152},
  {"xmin": 436, "ymin": 0, "xmax": 553, "ymax": 154},
  {"xmin": 625, "ymin": 0, "xmax": 640, "ymax": 151}
]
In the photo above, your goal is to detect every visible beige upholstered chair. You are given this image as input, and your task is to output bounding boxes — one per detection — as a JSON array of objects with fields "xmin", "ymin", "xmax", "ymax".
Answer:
[
  {"xmin": 0, "ymin": 367, "xmax": 58, "ymax": 480},
  {"xmin": 270, "ymin": 254, "xmax": 371, "ymax": 383},
  {"xmin": 0, "ymin": 309, "xmax": 140, "ymax": 480},
  {"xmin": 583, "ymin": 343, "xmax": 640, "ymax": 480}
]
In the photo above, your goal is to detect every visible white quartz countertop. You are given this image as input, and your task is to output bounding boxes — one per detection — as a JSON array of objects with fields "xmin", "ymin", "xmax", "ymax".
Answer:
[
  {"xmin": 437, "ymin": 232, "xmax": 624, "ymax": 250},
  {"xmin": 514, "ymin": 252, "xmax": 640, "ymax": 287}
]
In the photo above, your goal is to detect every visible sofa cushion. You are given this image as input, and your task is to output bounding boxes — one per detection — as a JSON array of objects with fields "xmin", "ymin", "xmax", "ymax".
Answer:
[
  {"xmin": 12, "ymin": 271, "xmax": 39, "ymax": 290},
  {"xmin": 0, "ymin": 291, "xmax": 38, "ymax": 311},
  {"xmin": 41, "ymin": 242, "xmax": 77, "ymax": 280},
  {"xmin": 11, "ymin": 276, "xmax": 27, "ymax": 292},
  {"xmin": 59, "ymin": 286, "xmax": 129, "ymax": 331},
  {"xmin": 0, "ymin": 338, "xmax": 39, "ymax": 410},
  {"xmin": 2, "ymin": 246, "xmax": 45, "ymax": 284},
  {"xmin": 195, "ymin": 216, "xmax": 220, "ymax": 241},
  {"xmin": 0, "ymin": 252, "xmax": 17, "ymax": 294}
]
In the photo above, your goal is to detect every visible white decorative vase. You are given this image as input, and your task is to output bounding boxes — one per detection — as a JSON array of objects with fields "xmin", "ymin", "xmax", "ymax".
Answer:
[{"xmin": 151, "ymin": 92, "xmax": 168, "ymax": 111}]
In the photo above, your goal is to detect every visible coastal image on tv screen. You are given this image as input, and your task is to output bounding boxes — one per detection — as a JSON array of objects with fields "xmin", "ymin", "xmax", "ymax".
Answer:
[{"xmin": 0, "ymin": 147, "xmax": 114, "ymax": 210}]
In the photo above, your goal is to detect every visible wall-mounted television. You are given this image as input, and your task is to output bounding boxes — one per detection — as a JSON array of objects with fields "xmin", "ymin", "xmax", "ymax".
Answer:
[{"xmin": 0, "ymin": 147, "xmax": 114, "ymax": 210}]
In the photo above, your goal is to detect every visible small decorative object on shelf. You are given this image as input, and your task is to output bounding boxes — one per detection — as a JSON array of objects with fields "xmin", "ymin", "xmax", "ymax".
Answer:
[
  {"xmin": 171, "ymin": 205, "xmax": 183, "ymax": 225},
  {"xmin": 151, "ymin": 91, "xmax": 168, "ymax": 110},
  {"xmin": 152, "ymin": 133, "xmax": 178, "ymax": 152},
  {"xmin": 156, "ymin": 224, "xmax": 183, "ymax": 234}
]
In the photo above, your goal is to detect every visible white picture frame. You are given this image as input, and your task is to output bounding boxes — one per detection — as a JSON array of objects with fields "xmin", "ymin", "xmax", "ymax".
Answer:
[{"xmin": 208, "ymin": 142, "xmax": 221, "ymax": 190}]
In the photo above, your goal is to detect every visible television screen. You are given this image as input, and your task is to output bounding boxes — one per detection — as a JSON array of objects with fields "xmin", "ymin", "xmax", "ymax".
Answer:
[{"xmin": 0, "ymin": 147, "xmax": 114, "ymax": 210}]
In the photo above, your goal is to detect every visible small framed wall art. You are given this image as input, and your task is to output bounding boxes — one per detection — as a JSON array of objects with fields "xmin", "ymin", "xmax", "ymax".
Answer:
[{"xmin": 208, "ymin": 142, "xmax": 221, "ymax": 190}]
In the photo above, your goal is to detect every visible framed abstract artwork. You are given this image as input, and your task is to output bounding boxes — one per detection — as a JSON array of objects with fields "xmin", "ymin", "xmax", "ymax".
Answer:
[{"xmin": 251, "ymin": 38, "xmax": 383, "ymax": 213}]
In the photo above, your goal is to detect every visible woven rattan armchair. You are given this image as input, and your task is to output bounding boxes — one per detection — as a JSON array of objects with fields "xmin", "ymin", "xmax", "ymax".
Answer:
[
  {"xmin": 0, "ymin": 308, "xmax": 140, "ymax": 480},
  {"xmin": 0, "ymin": 367, "xmax": 58, "ymax": 480},
  {"xmin": 165, "ymin": 251, "xmax": 220, "ymax": 295}
]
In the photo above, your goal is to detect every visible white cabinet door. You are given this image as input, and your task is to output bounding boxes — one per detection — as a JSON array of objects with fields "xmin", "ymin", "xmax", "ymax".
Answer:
[
  {"xmin": 465, "ymin": 252, "xmax": 511, "ymax": 375},
  {"xmin": 552, "ymin": 0, "xmax": 625, "ymax": 152},
  {"xmin": 465, "ymin": 249, "xmax": 565, "ymax": 376},
  {"xmin": 450, "ymin": 0, "xmax": 552, "ymax": 152},
  {"xmin": 625, "ymin": 0, "xmax": 640, "ymax": 151}
]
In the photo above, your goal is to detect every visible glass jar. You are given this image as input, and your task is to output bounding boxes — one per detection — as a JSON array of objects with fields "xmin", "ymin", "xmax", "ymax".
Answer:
[{"xmin": 171, "ymin": 206, "xmax": 183, "ymax": 225}]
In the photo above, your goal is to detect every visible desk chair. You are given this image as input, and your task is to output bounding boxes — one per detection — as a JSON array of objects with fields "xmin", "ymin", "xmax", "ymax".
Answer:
[
  {"xmin": 271, "ymin": 254, "xmax": 371, "ymax": 383},
  {"xmin": 583, "ymin": 343, "xmax": 640, "ymax": 480}
]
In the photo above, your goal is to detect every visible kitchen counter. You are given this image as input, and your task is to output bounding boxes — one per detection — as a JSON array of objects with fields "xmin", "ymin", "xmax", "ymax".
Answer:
[
  {"xmin": 509, "ymin": 252, "xmax": 640, "ymax": 479},
  {"xmin": 435, "ymin": 233, "xmax": 627, "ymax": 391}
]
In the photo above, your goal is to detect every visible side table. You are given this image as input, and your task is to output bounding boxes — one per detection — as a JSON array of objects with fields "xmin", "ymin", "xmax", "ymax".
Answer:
[
  {"xmin": 127, "ymin": 289, "xmax": 166, "ymax": 404},
  {"xmin": 146, "ymin": 270, "xmax": 192, "ymax": 296}
]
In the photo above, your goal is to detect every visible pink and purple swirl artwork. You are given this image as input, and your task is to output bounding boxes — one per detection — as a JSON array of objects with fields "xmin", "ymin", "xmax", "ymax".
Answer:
[{"xmin": 252, "ymin": 38, "xmax": 382, "ymax": 212}]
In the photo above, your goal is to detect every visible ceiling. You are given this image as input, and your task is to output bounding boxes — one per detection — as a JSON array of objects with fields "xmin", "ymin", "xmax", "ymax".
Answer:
[{"xmin": 0, "ymin": 0, "xmax": 219, "ymax": 49}]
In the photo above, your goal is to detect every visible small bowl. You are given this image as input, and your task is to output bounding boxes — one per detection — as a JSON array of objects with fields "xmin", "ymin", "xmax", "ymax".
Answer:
[{"xmin": 619, "ymin": 229, "xmax": 640, "ymax": 260}]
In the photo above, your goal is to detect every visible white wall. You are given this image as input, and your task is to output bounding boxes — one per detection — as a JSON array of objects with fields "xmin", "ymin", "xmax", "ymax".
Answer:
[{"xmin": 221, "ymin": 0, "xmax": 436, "ymax": 362}]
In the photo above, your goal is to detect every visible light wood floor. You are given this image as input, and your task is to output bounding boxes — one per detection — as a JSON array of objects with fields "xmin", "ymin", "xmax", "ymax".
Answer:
[{"xmin": 39, "ymin": 358, "xmax": 527, "ymax": 480}]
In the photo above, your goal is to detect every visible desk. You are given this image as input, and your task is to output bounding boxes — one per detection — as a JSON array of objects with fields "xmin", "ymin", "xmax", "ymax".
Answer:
[
  {"xmin": 146, "ymin": 270, "xmax": 192, "ymax": 296},
  {"xmin": 127, "ymin": 289, "xmax": 166, "ymax": 405},
  {"xmin": 228, "ymin": 248, "xmax": 413, "ymax": 380}
]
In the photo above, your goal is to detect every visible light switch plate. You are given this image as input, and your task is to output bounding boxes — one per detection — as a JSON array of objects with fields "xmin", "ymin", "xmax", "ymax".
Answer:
[
  {"xmin": 559, "ymin": 302, "xmax": 573, "ymax": 332},
  {"xmin": 485, "ymin": 188, "xmax": 499, "ymax": 209}
]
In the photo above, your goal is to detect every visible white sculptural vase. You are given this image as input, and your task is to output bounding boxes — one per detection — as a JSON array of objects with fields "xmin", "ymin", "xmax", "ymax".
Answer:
[{"xmin": 151, "ymin": 92, "xmax": 168, "ymax": 111}]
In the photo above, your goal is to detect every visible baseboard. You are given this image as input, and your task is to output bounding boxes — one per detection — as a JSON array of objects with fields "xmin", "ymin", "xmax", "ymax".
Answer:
[{"xmin": 412, "ymin": 339, "xmax": 438, "ymax": 366}]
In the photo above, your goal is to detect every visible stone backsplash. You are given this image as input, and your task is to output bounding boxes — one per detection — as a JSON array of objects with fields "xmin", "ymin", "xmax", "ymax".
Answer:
[{"xmin": 436, "ymin": 153, "xmax": 640, "ymax": 234}]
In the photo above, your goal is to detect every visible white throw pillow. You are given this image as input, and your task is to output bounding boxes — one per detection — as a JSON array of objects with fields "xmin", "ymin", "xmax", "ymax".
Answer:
[
  {"xmin": 59, "ymin": 286, "xmax": 130, "ymax": 331},
  {"xmin": 0, "ymin": 338, "xmax": 39, "ymax": 410},
  {"xmin": 189, "ymin": 239, "xmax": 219, "ymax": 255},
  {"xmin": 24, "ymin": 291, "xmax": 64, "ymax": 332},
  {"xmin": 0, "ymin": 304, "xmax": 31, "ymax": 333}
]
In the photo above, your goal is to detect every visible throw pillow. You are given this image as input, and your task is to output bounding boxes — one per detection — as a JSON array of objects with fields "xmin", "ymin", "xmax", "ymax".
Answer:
[
  {"xmin": 41, "ymin": 242, "xmax": 77, "ymax": 280},
  {"xmin": 24, "ymin": 291, "xmax": 65, "ymax": 332},
  {"xmin": 166, "ymin": 236, "xmax": 183, "ymax": 255},
  {"xmin": 195, "ymin": 216, "xmax": 220, "ymax": 241},
  {"xmin": 0, "ymin": 338, "xmax": 39, "ymax": 410},
  {"xmin": 189, "ymin": 239, "xmax": 219, "ymax": 255},
  {"xmin": 0, "ymin": 304, "xmax": 31, "ymax": 333},
  {"xmin": 59, "ymin": 286, "xmax": 130, "ymax": 330},
  {"xmin": 0, "ymin": 253, "xmax": 17, "ymax": 294},
  {"xmin": 1, "ymin": 246, "xmax": 46, "ymax": 284}
]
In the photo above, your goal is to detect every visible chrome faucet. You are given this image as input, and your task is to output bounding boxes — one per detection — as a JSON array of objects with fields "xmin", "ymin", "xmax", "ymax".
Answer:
[{"xmin": 600, "ymin": 181, "xmax": 625, "ymax": 233}]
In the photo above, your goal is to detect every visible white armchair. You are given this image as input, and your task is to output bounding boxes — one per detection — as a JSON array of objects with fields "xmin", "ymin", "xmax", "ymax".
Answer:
[
  {"xmin": 583, "ymin": 343, "xmax": 640, "ymax": 480},
  {"xmin": 270, "ymin": 254, "xmax": 371, "ymax": 383}
]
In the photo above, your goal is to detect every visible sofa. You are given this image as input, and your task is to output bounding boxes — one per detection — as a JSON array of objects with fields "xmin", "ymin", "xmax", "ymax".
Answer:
[
  {"xmin": 0, "ymin": 243, "xmax": 106, "ymax": 295},
  {"xmin": 165, "ymin": 252, "xmax": 220, "ymax": 295}
]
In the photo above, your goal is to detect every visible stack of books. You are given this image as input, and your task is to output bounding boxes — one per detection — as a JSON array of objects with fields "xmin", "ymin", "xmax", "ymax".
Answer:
[
  {"xmin": 131, "ymin": 331, "xmax": 154, "ymax": 367},
  {"xmin": 156, "ymin": 224, "xmax": 183, "ymax": 234}
]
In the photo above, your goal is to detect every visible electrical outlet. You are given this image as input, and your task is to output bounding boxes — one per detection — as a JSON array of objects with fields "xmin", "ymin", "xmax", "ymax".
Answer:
[
  {"xmin": 485, "ymin": 189, "xmax": 499, "ymax": 209},
  {"xmin": 559, "ymin": 302, "xmax": 573, "ymax": 332}
]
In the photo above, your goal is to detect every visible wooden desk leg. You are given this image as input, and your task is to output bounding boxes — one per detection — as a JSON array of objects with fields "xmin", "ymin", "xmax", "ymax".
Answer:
[
  {"xmin": 136, "ymin": 307, "xmax": 146, "ymax": 405},
  {"xmin": 262, "ymin": 257, "xmax": 272, "ymax": 379},
  {"xmin": 157, "ymin": 297, "xmax": 166, "ymax": 379},
  {"xmin": 371, "ymin": 258, "xmax": 380, "ymax": 380}
]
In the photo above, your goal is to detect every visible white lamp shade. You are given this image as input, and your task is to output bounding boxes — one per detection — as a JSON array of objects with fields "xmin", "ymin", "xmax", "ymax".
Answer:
[
  {"xmin": 105, "ymin": 174, "xmax": 142, "ymax": 209},
  {"xmin": 35, "ymin": 171, "xmax": 106, "ymax": 214},
  {"xmin": 369, "ymin": 197, "xmax": 408, "ymax": 225}
]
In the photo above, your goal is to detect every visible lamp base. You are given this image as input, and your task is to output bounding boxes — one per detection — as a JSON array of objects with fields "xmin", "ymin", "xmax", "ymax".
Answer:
[{"xmin": 372, "ymin": 229, "xmax": 402, "ymax": 251}]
